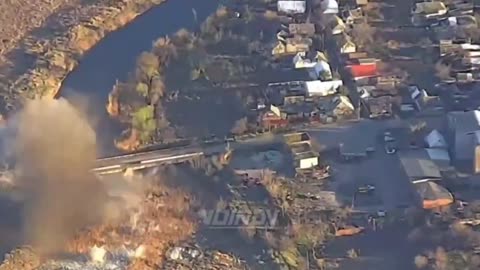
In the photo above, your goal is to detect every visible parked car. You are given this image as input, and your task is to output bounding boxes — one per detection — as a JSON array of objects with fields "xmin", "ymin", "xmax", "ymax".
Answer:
[
  {"xmin": 383, "ymin": 131, "xmax": 395, "ymax": 142},
  {"xmin": 357, "ymin": 184, "xmax": 376, "ymax": 193}
]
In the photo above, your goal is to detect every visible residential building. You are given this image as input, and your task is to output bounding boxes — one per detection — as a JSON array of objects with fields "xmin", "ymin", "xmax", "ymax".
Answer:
[
  {"xmin": 337, "ymin": 34, "xmax": 357, "ymax": 54},
  {"xmin": 272, "ymin": 36, "xmax": 312, "ymax": 56}
]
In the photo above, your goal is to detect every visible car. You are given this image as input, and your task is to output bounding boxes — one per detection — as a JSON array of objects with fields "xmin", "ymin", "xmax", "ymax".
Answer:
[
  {"xmin": 376, "ymin": 210, "xmax": 387, "ymax": 217},
  {"xmin": 385, "ymin": 143, "xmax": 397, "ymax": 154},
  {"xmin": 383, "ymin": 131, "xmax": 395, "ymax": 142},
  {"xmin": 357, "ymin": 184, "xmax": 376, "ymax": 193}
]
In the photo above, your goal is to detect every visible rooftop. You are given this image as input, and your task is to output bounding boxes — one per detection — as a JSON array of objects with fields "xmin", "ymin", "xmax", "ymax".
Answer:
[
  {"xmin": 448, "ymin": 110, "xmax": 480, "ymax": 133},
  {"xmin": 399, "ymin": 150, "xmax": 442, "ymax": 182},
  {"xmin": 294, "ymin": 151, "xmax": 318, "ymax": 160}
]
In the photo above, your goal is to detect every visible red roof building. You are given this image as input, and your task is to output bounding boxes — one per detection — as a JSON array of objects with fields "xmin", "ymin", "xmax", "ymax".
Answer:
[{"xmin": 347, "ymin": 63, "xmax": 377, "ymax": 79}]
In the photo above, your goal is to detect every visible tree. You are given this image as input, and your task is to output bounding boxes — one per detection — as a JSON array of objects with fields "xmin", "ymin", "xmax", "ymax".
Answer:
[
  {"xmin": 435, "ymin": 61, "xmax": 452, "ymax": 80},
  {"xmin": 132, "ymin": 105, "xmax": 157, "ymax": 143},
  {"xmin": 149, "ymin": 76, "xmax": 165, "ymax": 105},
  {"xmin": 350, "ymin": 22, "xmax": 375, "ymax": 49},
  {"xmin": 136, "ymin": 52, "xmax": 159, "ymax": 83},
  {"xmin": 152, "ymin": 37, "xmax": 178, "ymax": 66},
  {"xmin": 230, "ymin": 117, "xmax": 248, "ymax": 135}
]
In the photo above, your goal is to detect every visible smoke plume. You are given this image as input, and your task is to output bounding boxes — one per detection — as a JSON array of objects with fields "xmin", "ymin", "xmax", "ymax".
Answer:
[{"xmin": 13, "ymin": 98, "xmax": 108, "ymax": 255}]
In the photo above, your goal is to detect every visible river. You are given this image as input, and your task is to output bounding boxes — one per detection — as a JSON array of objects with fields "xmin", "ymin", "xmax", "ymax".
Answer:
[{"xmin": 60, "ymin": 0, "xmax": 219, "ymax": 155}]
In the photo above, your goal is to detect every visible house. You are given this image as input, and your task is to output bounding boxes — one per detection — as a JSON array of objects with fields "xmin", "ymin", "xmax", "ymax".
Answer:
[
  {"xmin": 446, "ymin": 110, "xmax": 480, "ymax": 173},
  {"xmin": 337, "ymin": 34, "xmax": 357, "ymax": 54},
  {"xmin": 272, "ymin": 36, "xmax": 312, "ymax": 56},
  {"xmin": 277, "ymin": 0, "xmax": 307, "ymax": 14},
  {"xmin": 411, "ymin": 2, "xmax": 448, "ymax": 26},
  {"xmin": 365, "ymin": 96, "xmax": 393, "ymax": 119},
  {"xmin": 289, "ymin": 23, "xmax": 316, "ymax": 36},
  {"xmin": 347, "ymin": 63, "xmax": 378, "ymax": 80},
  {"xmin": 415, "ymin": 181, "xmax": 453, "ymax": 209},
  {"xmin": 408, "ymin": 85, "xmax": 429, "ymax": 110},
  {"xmin": 305, "ymin": 80, "xmax": 343, "ymax": 96},
  {"xmin": 260, "ymin": 111, "xmax": 289, "ymax": 130},
  {"xmin": 329, "ymin": 95, "xmax": 355, "ymax": 118},
  {"xmin": 411, "ymin": 2, "xmax": 447, "ymax": 17},
  {"xmin": 309, "ymin": 61, "xmax": 333, "ymax": 80},
  {"xmin": 399, "ymin": 150, "xmax": 443, "ymax": 184},
  {"xmin": 341, "ymin": 7, "xmax": 365, "ymax": 25}
]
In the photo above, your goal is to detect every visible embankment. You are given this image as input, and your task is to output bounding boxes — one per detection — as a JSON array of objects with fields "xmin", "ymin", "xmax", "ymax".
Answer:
[{"xmin": 0, "ymin": 0, "xmax": 167, "ymax": 109}]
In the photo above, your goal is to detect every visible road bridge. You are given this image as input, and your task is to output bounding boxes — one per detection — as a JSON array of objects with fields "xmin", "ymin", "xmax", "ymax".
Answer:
[{"xmin": 91, "ymin": 142, "xmax": 228, "ymax": 175}]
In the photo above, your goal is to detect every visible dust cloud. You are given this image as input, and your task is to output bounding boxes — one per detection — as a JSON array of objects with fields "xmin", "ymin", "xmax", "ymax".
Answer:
[{"xmin": 13, "ymin": 98, "xmax": 108, "ymax": 256}]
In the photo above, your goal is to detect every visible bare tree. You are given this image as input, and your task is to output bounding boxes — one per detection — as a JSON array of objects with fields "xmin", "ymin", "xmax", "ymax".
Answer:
[
  {"xmin": 435, "ymin": 61, "xmax": 452, "ymax": 80},
  {"xmin": 230, "ymin": 117, "xmax": 248, "ymax": 135},
  {"xmin": 350, "ymin": 22, "xmax": 376, "ymax": 49}
]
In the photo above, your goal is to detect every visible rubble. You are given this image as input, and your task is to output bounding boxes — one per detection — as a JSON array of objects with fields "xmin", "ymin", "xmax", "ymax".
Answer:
[{"xmin": 162, "ymin": 244, "xmax": 248, "ymax": 270}]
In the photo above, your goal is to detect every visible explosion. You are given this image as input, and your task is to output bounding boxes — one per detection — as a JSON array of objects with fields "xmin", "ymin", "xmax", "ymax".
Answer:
[{"xmin": 13, "ymin": 98, "xmax": 108, "ymax": 256}]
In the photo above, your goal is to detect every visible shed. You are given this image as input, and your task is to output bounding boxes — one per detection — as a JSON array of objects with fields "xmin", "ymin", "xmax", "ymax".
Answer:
[
  {"xmin": 277, "ymin": 0, "xmax": 306, "ymax": 14},
  {"xmin": 415, "ymin": 181, "xmax": 453, "ymax": 209}
]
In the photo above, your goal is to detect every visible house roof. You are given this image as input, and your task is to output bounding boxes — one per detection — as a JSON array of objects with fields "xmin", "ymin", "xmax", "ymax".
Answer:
[
  {"xmin": 399, "ymin": 150, "xmax": 442, "ymax": 182},
  {"xmin": 448, "ymin": 110, "xmax": 480, "ymax": 133},
  {"xmin": 425, "ymin": 129, "xmax": 447, "ymax": 148},
  {"xmin": 415, "ymin": 181, "xmax": 452, "ymax": 201},
  {"xmin": 413, "ymin": 2, "xmax": 447, "ymax": 15},
  {"xmin": 295, "ymin": 151, "xmax": 318, "ymax": 160},
  {"xmin": 277, "ymin": 0, "xmax": 306, "ymax": 14},
  {"xmin": 289, "ymin": 23, "xmax": 316, "ymax": 36}
]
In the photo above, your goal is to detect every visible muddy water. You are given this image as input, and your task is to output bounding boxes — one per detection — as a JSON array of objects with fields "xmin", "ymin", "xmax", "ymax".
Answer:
[{"xmin": 60, "ymin": 0, "xmax": 218, "ymax": 155}]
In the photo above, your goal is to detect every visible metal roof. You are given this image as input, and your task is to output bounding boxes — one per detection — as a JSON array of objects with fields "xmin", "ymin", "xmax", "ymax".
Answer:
[{"xmin": 399, "ymin": 150, "xmax": 442, "ymax": 182}]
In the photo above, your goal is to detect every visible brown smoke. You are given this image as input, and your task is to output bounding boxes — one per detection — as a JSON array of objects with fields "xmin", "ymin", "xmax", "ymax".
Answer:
[{"xmin": 14, "ymin": 99, "xmax": 108, "ymax": 256}]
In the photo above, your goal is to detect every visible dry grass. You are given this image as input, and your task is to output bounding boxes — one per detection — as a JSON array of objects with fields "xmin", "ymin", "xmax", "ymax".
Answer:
[
  {"xmin": 0, "ymin": 0, "xmax": 80, "ymax": 56},
  {"xmin": 0, "ymin": 0, "xmax": 166, "ymax": 109},
  {"xmin": 67, "ymin": 175, "xmax": 197, "ymax": 269}
]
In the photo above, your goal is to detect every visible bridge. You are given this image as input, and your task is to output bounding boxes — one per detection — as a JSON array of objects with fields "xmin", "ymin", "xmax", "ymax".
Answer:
[{"xmin": 91, "ymin": 142, "xmax": 228, "ymax": 175}]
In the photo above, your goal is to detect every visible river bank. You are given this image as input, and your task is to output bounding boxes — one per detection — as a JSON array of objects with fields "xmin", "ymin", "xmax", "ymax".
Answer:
[{"xmin": 0, "ymin": 0, "xmax": 167, "ymax": 112}]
